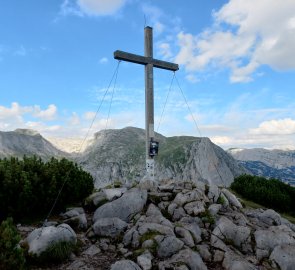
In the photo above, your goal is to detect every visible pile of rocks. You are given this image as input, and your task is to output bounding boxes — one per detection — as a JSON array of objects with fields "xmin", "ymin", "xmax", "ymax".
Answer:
[{"xmin": 23, "ymin": 179, "xmax": 295, "ymax": 270}]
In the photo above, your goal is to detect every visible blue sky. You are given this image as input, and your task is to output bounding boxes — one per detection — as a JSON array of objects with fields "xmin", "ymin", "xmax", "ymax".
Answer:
[{"xmin": 1, "ymin": 0, "xmax": 295, "ymax": 149}]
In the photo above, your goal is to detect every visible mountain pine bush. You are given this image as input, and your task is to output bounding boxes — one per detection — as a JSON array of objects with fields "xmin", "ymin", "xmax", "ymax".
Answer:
[
  {"xmin": 0, "ymin": 156, "xmax": 94, "ymax": 222},
  {"xmin": 0, "ymin": 217, "xmax": 26, "ymax": 270},
  {"xmin": 231, "ymin": 174, "xmax": 295, "ymax": 215}
]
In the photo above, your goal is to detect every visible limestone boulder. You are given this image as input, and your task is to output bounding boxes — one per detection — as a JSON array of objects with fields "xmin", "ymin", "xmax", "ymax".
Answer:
[
  {"xmin": 93, "ymin": 217, "xmax": 128, "ymax": 238},
  {"xmin": 25, "ymin": 224, "xmax": 77, "ymax": 257},
  {"xmin": 110, "ymin": 260, "xmax": 141, "ymax": 270},
  {"xmin": 156, "ymin": 235, "xmax": 184, "ymax": 258},
  {"xmin": 93, "ymin": 188, "xmax": 147, "ymax": 223},
  {"xmin": 221, "ymin": 189, "xmax": 243, "ymax": 209},
  {"xmin": 255, "ymin": 225, "xmax": 295, "ymax": 259},
  {"xmin": 211, "ymin": 216, "xmax": 251, "ymax": 253},
  {"xmin": 222, "ymin": 251, "xmax": 257, "ymax": 270},
  {"xmin": 184, "ymin": 201, "xmax": 206, "ymax": 216},
  {"xmin": 270, "ymin": 244, "xmax": 295, "ymax": 270},
  {"xmin": 103, "ymin": 187, "xmax": 127, "ymax": 201},
  {"xmin": 258, "ymin": 209, "xmax": 282, "ymax": 226}
]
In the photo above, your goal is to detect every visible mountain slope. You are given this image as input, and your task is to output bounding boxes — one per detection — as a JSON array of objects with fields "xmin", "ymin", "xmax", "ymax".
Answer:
[
  {"xmin": 77, "ymin": 127, "xmax": 246, "ymax": 188},
  {"xmin": 0, "ymin": 129, "xmax": 68, "ymax": 159},
  {"xmin": 228, "ymin": 148, "xmax": 295, "ymax": 185}
]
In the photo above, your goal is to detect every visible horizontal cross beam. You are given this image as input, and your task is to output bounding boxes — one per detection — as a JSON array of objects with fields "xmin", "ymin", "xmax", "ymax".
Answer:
[{"xmin": 114, "ymin": 50, "xmax": 179, "ymax": 71}]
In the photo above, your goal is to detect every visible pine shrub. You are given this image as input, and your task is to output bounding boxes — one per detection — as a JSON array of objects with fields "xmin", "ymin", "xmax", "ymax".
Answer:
[{"xmin": 0, "ymin": 217, "xmax": 26, "ymax": 270}]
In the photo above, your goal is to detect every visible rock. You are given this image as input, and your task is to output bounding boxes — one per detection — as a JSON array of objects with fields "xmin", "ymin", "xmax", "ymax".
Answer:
[
  {"xmin": 269, "ymin": 244, "xmax": 295, "ymax": 270},
  {"xmin": 93, "ymin": 217, "xmax": 128, "ymax": 238},
  {"xmin": 25, "ymin": 224, "xmax": 77, "ymax": 257},
  {"xmin": 255, "ymin": 225, "xmax": 295, "ymax": 259},
  {"xmin": 138, "ymin": 178, "xmax": 158, "ymax": 191},
  {"xmin": 138, "ymin": 222, "xmax": 175, "ymax": 237},
  {"xmin": 146, "ymin": 203, "xmax": 162, "ymax": 216},
  {"xmin": 173, "ymin": 190, "xmax": 203, "ymax": 206},
  {"xmin": 93, "ymin": 188, "xmax": 147, "ymax": 223},
  {"xmin": 179, "ymin": 218, "xmax": 202, "ymax": 244},
  {"xmin": 85, "ymin": 191, "xmax": 107, "ymax": 207},
  {"xmin": 221, "ymin": 189, "xmax": 243, "ymax": 209},
  {"xmin": 156, "ymin": 236, "xmax": 184, "ymax": 258},
  {"xmin": 175, "ymin": 226, "xmax": 195, "ymax": 247},
  {"xmin": 184, "ymin": 201, "xmax": 206, "ymax": 216},
  {"xmin": 208, "ymin": 184, "xmax": 220, "ymax": 203},
  {"xmin": 211, "ymin": 216, "xmax": 251, "ymax": 253},
  {"xmin": 103, "ymin": 187, "xmax": 127, "ymax": 201},
  {"xmin": 208, "ymin": 204, "xmax": 222, "ymax": 216},
  {"xmin": 137, "ymin": 250, "xmax": 153, "ymax": 270},
  {"xmin": 82, "ymin": 245, "xmax": 101, "ymax": 256},
  {"xmin": 110, "ymin": 259, "xmax": 142, "ymax": 270},
  {"xmin": 159, "ymin": 248, "xmax": 208, "ymax": 270},
  {"xmin": 222, "ymin": 250, "xmax": 257, "ymax": 270},
  {"xmin": 258, "ymin": 209, "xmax": 282, "ymax": 226},
  {"xmin": 142, "ymin": 239, "xmax": 154, "ymax": 249},
  {"xmin": 197, "ymin": 244, "xmax": 212, "ymax": 261},
  {"xmin": 172, "ymin": 206, "xmax": 187, "ymax": 221},
  {"xmin": 213, "ymin": 250, "xmax": 224, "ymax": 262}
]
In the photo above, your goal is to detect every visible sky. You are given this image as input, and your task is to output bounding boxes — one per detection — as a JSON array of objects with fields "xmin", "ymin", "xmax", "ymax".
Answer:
[{"xmin": 1, "ymin": 0, "xmax": 295, "ymax": 150}]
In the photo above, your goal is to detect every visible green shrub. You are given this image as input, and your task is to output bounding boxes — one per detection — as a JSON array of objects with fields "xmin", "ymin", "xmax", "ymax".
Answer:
[
  {"xmin": 0, "ymin": 156, "xmax": 94, "ymax": 222},
  {"xmin": 0, "ymin": 217, "xmax": 26, "ymax": 270},
  {"xmin": 231, "ymin": 174, "xmax": 295, "ymax": 215}
]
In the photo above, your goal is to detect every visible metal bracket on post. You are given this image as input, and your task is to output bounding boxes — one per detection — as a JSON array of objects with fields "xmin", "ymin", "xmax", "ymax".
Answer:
[{"xmin": 146, "ymin": 159, "xmax": 155, "ymax": 181}]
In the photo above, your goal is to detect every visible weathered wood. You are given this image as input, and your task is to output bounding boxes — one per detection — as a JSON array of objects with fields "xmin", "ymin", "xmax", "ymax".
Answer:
[
  {"xmin": 114, "ymin": 50, "xmax": 179, "ymax": 71},
  {"xmin": 113, "ymin": 26, "xmax": 178, "ymax": 180}
]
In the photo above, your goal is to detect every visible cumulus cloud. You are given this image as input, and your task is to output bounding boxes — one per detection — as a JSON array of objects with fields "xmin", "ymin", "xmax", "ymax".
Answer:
[
  {"xmin": 250, "ymin": 118, "xmax": 295, "ymax": 135},
  {"xmin": 175, "ymin": 0, "xmax": 295, "ymax": 82},
  {"xmin": 78, "ymin": 0, "xmax": 126, "ymax": 16},
  {"xmin": 60, "ymin": 0, "xmax": 127, "ymax": 17},
  {"xmin": 32, "ymin": 104, "xmax": 57, "ymax": 121}
]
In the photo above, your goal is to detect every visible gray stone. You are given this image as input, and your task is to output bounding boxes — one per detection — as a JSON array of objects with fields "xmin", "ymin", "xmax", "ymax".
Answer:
[
  {"xmin": 159, "ymin": 248, "xmax": 208, "ymax": 270},
  {"xmin": 123, "ymin": 226, "xmax": 138, "ymax": 246},
  {"xmin": 25, "ymin": 224, "xmax": 77, "ymax": 257},
  {"xmin": 270, "ymin": 244, "xmax": 295, "ymax": 270},
  {"xmin": 157, "ymin": 236, "xmax": 184, "ymax": 258},
  {"xmin": 82, "ymin": 245, "xmax": 101, "ymax": 256},
  {"xmin": 172, "ymin": 207, "xmax": 187, "ymax": 221},
  {"xmin": 139, "ymin": 178, "xmax": 158, "ymax": 191},
  {"xmin": 258, "ymin": 209, "xmax": 281, "ymax": 226},
  {"xmin": 221, "ymin": 189, "xmax": 243, "ymax": 209},
  {"xmin": 64, "ymin": 213, "xmax": 88, "ymax": 230},
  {"xmin": 180, "ymin": 220, "xmax": 202, "ymax": 244},
  {"xmin": 222, "ymin": 251, "xmax": 257, "ymax": 270},
  {"xmin": 208, "ymin": 204, "xmax": 222, "ymax": 216},
  {"xmin": 208, "ymin": 184, "xmax": 220, "ymax": 203},
  {"xmin": 93, "ymin": 188, "xmax": 147, "ymax": 223},
  {"xmin": 211, "ymin": 216, "xmax": 251, "ymax": 253},
  {"xmin": 103, "ymin": 187, "xmax": 127, "ymax": 201},
  {"xmin": 213, "ymin": 250, "xmax": 224, "ymax": 262},
  {"xmin": 138, "ymin": 222, "xmax": 175, "ymax": 236},
  {"xmin": 184, "ymin": 201, "xmax": 205, "ymax": 216},
  {"xmin": 93, "ymin": 217, "xmax": 128, "ymax": 238},
  {"xmin": 142, "ymin": 239, "xmax": 154, "ymax": 249},
  {"xmin": 110, "ymin": 259, "xmax": 141, "ymax": 270},
  {"xmin": 173, "ymin": 190, "xmax": 203, "ymax": 206},
  {"xmin": 146, "ymin": 203, "xmax": 162, "ymax": 216},
  {"xmin": 255, "ymin": 225, "xmax": 295, "ymax": 259},
  {"xmin": 175, "ymin": 227, "xmax": 195, "ymax": 247},
  {"xmin": 86, "ymin": 191, "xmax": 107, "ymax": 207},
  {"xmin": 137, "ymin": 250, "xmax": 153, "ymax": 270},
  {"xmin": 197, "ymin": 244, "xmax": 212, "ymax": 261}
]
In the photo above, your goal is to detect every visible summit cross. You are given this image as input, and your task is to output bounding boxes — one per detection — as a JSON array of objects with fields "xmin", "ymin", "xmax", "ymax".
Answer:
[{"xmin": 114, "ymin": 26, "xmax": 179, "ymax": 180}]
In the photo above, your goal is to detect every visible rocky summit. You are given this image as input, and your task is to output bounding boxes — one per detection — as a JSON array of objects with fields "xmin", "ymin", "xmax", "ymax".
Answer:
[{"xmin": 21, "ymin": 179, "xmax": 295, "ymax": 270}]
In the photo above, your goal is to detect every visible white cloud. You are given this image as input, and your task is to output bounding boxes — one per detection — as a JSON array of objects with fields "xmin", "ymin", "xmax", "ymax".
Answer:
[
  {"xmin": 175, "ymin": 0, "xmax": 295, "ymax": 82},
  {"xmin": 99, "ymin": 57, "xmax": 108, "ymax": 64},
  {"xmin": 185, "ymin": 74, "xmax": 199, "ymax": 83},
  {"xmin": 158, "ymin": 42, "xmax": 172, "ymax": 60},
  {"xmin": 250, "ymin": 118, "xmax": 295, "ymax": 135},
  {"xmin": 78, "ymin": 0, "xmax": 127, "ymax": 16},
  {"xmin": 32, "ymin": 104, "xmax": 57, "ymax": 121}
]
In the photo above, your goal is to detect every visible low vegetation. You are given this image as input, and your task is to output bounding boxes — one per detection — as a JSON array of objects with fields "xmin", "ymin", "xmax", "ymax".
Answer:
[
  {"xmin": 0, "ymin": 218, "xmax": 26, "ymax": 270},
  {"xmin": 231, "ymin": 174, "xmax": 295, "ymax": 216},
  {"xmin": 0, "ymin": 156, "xmax": 94, "ymax": 222}
]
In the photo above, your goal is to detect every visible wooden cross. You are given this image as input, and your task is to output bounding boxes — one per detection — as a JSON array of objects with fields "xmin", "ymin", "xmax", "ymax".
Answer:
[{"xmin": 114, "ymin": 26, "xmax": 179, "ymax": 180}]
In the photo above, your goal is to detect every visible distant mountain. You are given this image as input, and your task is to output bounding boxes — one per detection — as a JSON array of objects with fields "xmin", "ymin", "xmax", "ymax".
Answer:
[
  {"xmin": 77, "ymin": 127, "xmax": 246, "ymax": 188},
  {"xmin": 228, "ymin": 148, "xmax": 295, "ymax": 185},
  {"xmin": 0, "ymin": 129, "xmax": 68, "ymax": 159},
  {"xmin": 0, "ymin": 127, "xmax": 246, "ymax": 188}
]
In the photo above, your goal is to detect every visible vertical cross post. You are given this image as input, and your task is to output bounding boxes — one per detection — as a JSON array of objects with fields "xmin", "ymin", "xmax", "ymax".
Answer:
[
  {"xmin": 144, "ymin": 27, "xmax": 155, "ymax": 180},
  {"xmin": 114, "ymin": 26, "xmax": 178, "ymax": 181}
]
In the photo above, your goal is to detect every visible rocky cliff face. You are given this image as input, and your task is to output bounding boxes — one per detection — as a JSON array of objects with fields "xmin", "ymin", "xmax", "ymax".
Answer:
[
  {"xmin": 228, "ymin": 148, "xmax": 295, "ymax": 185},
  {"xmin": 0, "ymin": 127, "xmax": 246, "ymax": 188},
  {"xmin": 0, "ymin": 129, "xmax": 67, "ymax": 159},
  {"xmin": 78, "ymin": 127, "xmax": 246, "ymax": 188}
]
